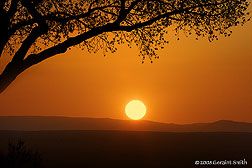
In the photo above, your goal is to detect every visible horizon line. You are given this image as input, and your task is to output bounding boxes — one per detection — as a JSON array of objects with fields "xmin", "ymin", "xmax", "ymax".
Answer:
[{"xmin": 0, "ymin": 115, "xmax": 251, "ymax": 125}]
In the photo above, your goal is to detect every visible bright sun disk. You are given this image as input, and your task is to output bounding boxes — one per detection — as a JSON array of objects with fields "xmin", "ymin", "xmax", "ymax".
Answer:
[{"xmin": 125, "ymin": 100, "xmax": 146, "ymax": 120}]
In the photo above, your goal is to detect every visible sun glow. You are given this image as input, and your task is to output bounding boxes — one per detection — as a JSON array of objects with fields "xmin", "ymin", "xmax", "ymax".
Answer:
[{"xmin": 125, "ymin": 100, "xmax": 146, "ymax": 120}]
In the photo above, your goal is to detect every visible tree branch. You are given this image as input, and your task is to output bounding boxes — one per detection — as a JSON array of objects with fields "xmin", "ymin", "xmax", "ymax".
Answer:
[
  {"xmin": 7, "ymin": 0, "xmax": 19, "ymax": 18},
  {"xmin": 23, "ymin": 23, "xmax": 117, "ymax": 68},
  {"xmin": 0, "ymin": 0, "xmax": 7, "ymax": 10},
  {"xmin": 9, "ymin": 4, "xmax": 121, "ymax": 35},
  {"xmin": 12, "ymin": 26, "xmax": 43, "ymax": 62},
  {"xmin": 118, "ymin": 0, "xmax": 231, "ymax": 31},
  {"xmin": 115, "ymin": 0, "xmax": 141, "ymax": 24},
  {"xmin": 21, "ymin": 0, "xmax": 232, "ymax": 68}
]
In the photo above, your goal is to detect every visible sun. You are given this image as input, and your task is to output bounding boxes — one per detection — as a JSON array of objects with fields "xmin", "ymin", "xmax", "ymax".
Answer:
[{"xmin": 125, "ymin": 100, "xmax": 146, "ymax": 120}]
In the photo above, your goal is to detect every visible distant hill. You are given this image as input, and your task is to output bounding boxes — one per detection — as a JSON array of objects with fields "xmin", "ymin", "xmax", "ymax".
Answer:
[{"xmin": 0, "ymin": 116, "xmax": 252, "ymax": 132}]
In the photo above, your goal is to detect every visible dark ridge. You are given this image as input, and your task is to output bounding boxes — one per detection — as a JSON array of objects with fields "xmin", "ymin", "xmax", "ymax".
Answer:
[{"xmin": 0, "ymin": 116, "xmax": 251, "ymax": 132}]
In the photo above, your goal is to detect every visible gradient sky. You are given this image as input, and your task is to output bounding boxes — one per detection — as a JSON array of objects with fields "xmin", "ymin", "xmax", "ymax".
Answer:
[{"xmin": 0, "ymin": 18, "xmax": 251, "ymax": 124}]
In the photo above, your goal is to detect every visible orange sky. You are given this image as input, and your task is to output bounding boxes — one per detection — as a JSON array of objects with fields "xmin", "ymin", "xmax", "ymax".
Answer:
[{"xmin": 0, "ymin": 20, "xmax": 251, "ymax": 124}]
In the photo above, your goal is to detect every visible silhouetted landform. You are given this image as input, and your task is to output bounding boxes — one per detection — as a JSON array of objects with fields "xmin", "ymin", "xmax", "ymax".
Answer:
[
  {"xmin": 0, "ymin": 131, "xmax": 251, "ymax": 168},
  {"xmin": 0, "ymin": 116, "xmax": 252, "ymax": 132}
]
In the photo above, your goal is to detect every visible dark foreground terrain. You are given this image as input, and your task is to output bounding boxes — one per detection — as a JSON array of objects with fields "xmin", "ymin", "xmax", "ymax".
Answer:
[{"xmin": 0, "ymin": 131, "xmax": 251, "ymax": 168}]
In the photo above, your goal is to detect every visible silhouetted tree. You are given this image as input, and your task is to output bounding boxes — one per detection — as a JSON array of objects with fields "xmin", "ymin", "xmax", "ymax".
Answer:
[
  {"xmin": 0, "ymin": 140, "xmax": 41, "ymax": 168},
  {"xmin": 0, "ymin": 0, "xmax": 250, "ymax": 93}
]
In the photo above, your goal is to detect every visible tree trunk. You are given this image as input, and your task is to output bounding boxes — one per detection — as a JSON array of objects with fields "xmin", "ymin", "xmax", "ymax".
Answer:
[{"xmin": 0, "ymin": 62, "xmax": 25, "ymax": 93}]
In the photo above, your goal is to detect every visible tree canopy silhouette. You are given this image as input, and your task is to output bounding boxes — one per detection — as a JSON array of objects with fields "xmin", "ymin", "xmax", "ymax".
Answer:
[{"xmin": 0, "ymin": 0, "xmax": 250, "ymax": 93}]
